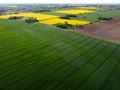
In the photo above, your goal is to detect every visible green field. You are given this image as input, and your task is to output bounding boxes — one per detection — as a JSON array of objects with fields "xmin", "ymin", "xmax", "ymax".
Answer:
[
  {"xmin": 0, "ymin": 19, "xmax": 120, "ymax": 90},
  {"xmin": 40, "ymin": 9, "xmax": 120, "ymax": 23}
]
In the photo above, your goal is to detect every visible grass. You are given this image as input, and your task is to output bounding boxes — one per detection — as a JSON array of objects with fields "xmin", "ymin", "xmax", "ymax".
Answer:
[
  {"xmin": 73, "ymin": 9, "xmax": 120, "ymax": 23},
  {"xmin": 0, "ymin": 19, "xmax": 120, "ymax": 90}
]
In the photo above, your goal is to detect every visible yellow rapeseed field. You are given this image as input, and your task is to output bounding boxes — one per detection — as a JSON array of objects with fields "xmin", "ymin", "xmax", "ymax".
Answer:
[
  {"xmin": 54, "ymin": 10, "xmax": 95, "ymax": 14},
  {"xmin": 41, "ymin": 18, "xmax": 90, "ymax": 25},
  {"xmin": 0, "ymin": 13, "xmax": 58, "ymax": 20},
  {"xmin": 0, "ymin": 12, "xmax": 90, "ymax": 25}
]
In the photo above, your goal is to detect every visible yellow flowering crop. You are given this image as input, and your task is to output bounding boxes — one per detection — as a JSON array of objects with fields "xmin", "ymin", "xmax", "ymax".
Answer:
[
  {"xmin": 0, "ymin": 12, "xmax": 90, "ymax": 26},
  {"xmin": 54, "ymin": 10, "xmax": 95, "ymax": 14},
  {"xmin": 0, "ymin": 13, "xmax": 58, "ymax": 20},
  {"xmin": 76, "ymin": 7, "xmax": 99, "ymax": 9},
  {"xmin": 41, "ymin": 18, "xmax": 90, "ymax": 25}
]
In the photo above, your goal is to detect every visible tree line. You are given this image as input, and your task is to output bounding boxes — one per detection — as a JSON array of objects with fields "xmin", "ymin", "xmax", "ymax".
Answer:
[{"xmin": 8, "ymin": 16, "xmax": 39, "ymax": 23}]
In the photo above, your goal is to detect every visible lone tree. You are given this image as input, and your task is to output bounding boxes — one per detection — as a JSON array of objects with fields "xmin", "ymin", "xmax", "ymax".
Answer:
[
  {"xmin": 55, "ymin": 21, "xmax": 73, "ymax": 29},
  {"xmin": 25, "ymin": 17, "xmax": 39, "ymax": 23}
]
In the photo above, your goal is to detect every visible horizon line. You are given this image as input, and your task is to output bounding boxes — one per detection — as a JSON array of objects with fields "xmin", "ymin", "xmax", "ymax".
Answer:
[{"xmin": 0, "ymin": 3, "xmax": 120, "ymax": 5}]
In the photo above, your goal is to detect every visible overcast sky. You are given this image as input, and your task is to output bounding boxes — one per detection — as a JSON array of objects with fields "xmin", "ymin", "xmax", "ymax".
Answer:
[{"xmin": 0, "ymin": 0, "xmax": 120, "ymax": 4}]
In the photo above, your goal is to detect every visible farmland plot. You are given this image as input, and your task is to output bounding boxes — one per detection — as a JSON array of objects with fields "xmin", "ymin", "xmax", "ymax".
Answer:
[
  {"xmin": 54, "ymin": 10, "xmax": 95, "ymax": 14},
  {"xmin": 0, "ymin": 19, "xmax": 120, "ymax": 90},
  {"xmin": 0, "ymin": 12, "xmax": 90, "ymax": 26}
]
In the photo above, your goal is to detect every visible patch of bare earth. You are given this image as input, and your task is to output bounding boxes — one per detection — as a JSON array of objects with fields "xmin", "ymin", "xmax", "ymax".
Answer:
[{"xmin": 73, "ymin": 17, "xmax": 120, "ymax": 43}]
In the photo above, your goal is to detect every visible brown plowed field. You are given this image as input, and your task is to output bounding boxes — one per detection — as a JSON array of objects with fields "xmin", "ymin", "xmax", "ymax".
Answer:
[{"xmin": 74, "ymin": 17, "xmax": 120, "ymax": 43}]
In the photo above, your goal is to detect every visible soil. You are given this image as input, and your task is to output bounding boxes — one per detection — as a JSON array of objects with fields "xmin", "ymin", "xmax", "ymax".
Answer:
[{"xmin": 73, "ymin": 17, "xmax": 120, "ymax": 43}]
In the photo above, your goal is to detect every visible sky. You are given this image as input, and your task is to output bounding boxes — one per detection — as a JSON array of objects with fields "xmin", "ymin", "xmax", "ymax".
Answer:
[{"xmin": 0, "ymin": 0, "xmax": 120, "ymax": 4}]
